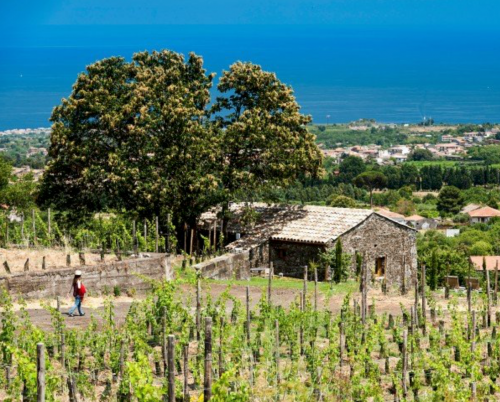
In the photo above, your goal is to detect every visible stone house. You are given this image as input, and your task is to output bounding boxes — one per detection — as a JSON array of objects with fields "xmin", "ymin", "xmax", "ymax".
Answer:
[{"xmin": 199, "ymin": 203, "xmax": 417, "ymax": 289}]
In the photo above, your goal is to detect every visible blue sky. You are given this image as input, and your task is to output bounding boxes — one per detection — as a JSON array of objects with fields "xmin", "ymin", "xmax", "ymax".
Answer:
[{"xmin": 2, "ymin": 0, "xmax": 499, "ymax": 27}]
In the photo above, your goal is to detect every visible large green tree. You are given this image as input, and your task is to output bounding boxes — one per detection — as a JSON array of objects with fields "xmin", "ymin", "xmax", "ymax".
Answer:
[
  {"xmin": 211, "ymin": 62, "xmax": 322, "ymax": 204},
  {"xmin": 39, "ymin": 53, "xmax": 323, "ymax": 246},
  {"xmin": 354, "ymin": 171, "xmax": 388, "ymax": 208},
  {"xmin": 39, "ymin": 51, "xmax": 218, "ymax": 227},
  {"xmin": 338, "ymin": 156, "xmax": 366, "ymax": 184},
  {"xmin": 437, "ymin": 186, "xmax": 464, "ymax": 216}
]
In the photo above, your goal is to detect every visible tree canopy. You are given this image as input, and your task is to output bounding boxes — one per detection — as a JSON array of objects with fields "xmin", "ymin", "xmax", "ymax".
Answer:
[
  {"xmin": 437, "ymin": 186, "xmax": 465, "ymax": 216},
  {"xmin": 212, "ymin": 62, "xmax": 322, "ymax": 204},
  {"xmin": 39, "ymin": 51, "xmax": 322, "ymax": 228},
  {"xmin": 354, "ymin": 171, "xmax": 388, "ymax": 207}
]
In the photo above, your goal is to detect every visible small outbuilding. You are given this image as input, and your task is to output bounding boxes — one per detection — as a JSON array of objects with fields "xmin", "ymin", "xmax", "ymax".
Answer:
[
  {"xmin": 405, "ymin": 214, "xmax": 437, "ymax": 230},
  {"xmin": 200, "ymin": 203, "xmax": 417, "ymax": 289}
]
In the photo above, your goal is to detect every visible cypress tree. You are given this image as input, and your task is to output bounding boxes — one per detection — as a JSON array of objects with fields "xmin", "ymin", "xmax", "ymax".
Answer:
[{"xmin": 429, "ymin": 250, "xmax": 438, "ymax": 291}]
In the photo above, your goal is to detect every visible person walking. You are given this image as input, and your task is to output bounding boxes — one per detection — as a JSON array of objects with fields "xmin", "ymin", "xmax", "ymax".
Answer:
[{"xmin": 68, "ymin": 270, "xmax": 86, "ymax": 317}]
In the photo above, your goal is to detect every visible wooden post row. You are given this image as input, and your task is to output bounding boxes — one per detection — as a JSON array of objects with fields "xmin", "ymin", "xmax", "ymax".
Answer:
[
  {"xmin": 37, "ymin": 343, "xmax": 45, "ymax": 402},
  {"xmin": 204, "ymin": 317, "xmax": 213, "ymax": 401},
  {"xmin": 167, "ymin": 335, "xmax": 175, "ymax": 402}
]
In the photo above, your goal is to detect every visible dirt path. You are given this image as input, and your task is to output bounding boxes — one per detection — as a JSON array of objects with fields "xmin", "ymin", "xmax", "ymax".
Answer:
[{"xmin": 18, "ymin": 282, "xmax": 461, "ymax": 331}]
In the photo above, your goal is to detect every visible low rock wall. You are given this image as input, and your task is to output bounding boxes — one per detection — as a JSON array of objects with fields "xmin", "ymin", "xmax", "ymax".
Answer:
[
  {"xmin": 0, "ymin": 254, "xmax": 173, "ymax": 299},
  {"xmin": 195, "ymin": 252, "xmax": 251, "ymax": 280}
]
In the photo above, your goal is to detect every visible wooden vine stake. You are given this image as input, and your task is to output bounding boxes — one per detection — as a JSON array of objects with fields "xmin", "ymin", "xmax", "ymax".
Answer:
[
  {"xmin": 32, "ymin": 209, "xmax": 36, "ymax": 245},
  {"xmin": 314, "ymin": 265, "xmax": 318, "ymax": 312},
  {"xmin": 402, "ymin": 329, "xmax": 408, "ymax": 397},
  {"xmin": 467, "ymin": 260, "xmax": 472, "ymax": 315},
  {"xmin": 421, "ymin": 263, "xmax": 426, "ymax": 334},
  {"xmin": 42, "ymin": 256, "xmax": 46, "ymax": 270},
  {"xmin": 155, "ymin": 216, "xmax": 159, "ymax": 253},
  {"xmin": 275, "ymin": 319, "xmax": 280, "ymax": 385},
  {"xmin": 401, "ymin": 255, "xmax": 406, "ymax": 295},
  {"xmin": 303, "ymin": 265, "xmax": 308, "ymax": 297},
  {"xmin": 299, "ymin": 291, "xmax": 304, "ymax": 356},
  {"xmin": 413, "ymin": 275, "xmax": 419, "ymax": 329},
  {"xmin": 495, "ymin": 260, "xmax": 499, "ymax": 306},
  {"xmin": 218, "ymin": 317, "xmax": 224, "ymax": 378},
  {"xmin": 5, "ymin": 366, "xmax": 10, "ymax": 388},
  {"xmin": 487, "ymin": 270, "xmax": 492, "ymax": 327},
  {"xmin": 196, "ymin": 276, "xmax": 201, "ymax": 341},
  {"xmin": 339, "ymin": 322, "xmax": 345, "ymax": 367},
  {"xmin": 246, "ymin": 286, "xmax": 251, "ymax": 343},
  {"xmin": 361, "ymin": 255, "xmax": 367, "ymax": 325},
  {"xmin": 47, "ymin": 208, "xmax": 51, "ymax": 243},
  {"xmin": 267, "ymin": 262, "xmax": 273, "ymax": 305},
  {"xmin": 60, "ymin": 332, "xmax": 65, "ymax": 370},
  {"xmin": 190, "ymin": 229, "xmax": 194, "ymax": 256},
  {"xmin": 471, "ymin": 310, "xmax": 476, "ymax": 342},
  {"xmin": 162, "ymin": 310, "xmax": 167, "ymax": 375},
  {"xmin": 167, "ymin": 335, "xmax": 175, "ymax": 402},
  {"xmin": 3, "ymin": 261, "xmax": 11, "ymax": 274},
  {"xmin": 24, "ymin": 258, "xmax": 29, "ymax": 272},
  {"xmin": 204, "ymin": 317, "xmax": 213, "ymax": 402},
  {"xmin": 67, "ymin": 376, "xmax": 77, "ymax": 402},
  {"xmin": 37, "ymin": 343, "xmax": 45, "ymax": 402},
  {"xmin": 183, "ymin": 345, "xmax": 189, "ymax": 402}
]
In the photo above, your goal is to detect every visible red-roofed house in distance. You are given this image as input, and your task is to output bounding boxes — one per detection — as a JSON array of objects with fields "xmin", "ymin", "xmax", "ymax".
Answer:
[
  {"xmin": 467, "ymin": 206, "xmax": 500, "ymax": 224},
  {"xmin": 470, "ymin": 256, "xmax": 500, "ymax": 272}
]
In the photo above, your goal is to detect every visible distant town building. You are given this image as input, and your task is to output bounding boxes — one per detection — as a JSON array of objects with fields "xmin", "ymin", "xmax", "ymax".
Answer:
[
  {"xmin": 26, "ymin": 147, "xmax": 48, "ymax": 158},
  {"xmin": 470, "ymin": 256, "xmax": 500, "ymax": 271},
  {"xmin": 405, "ymin": 215, "xmax": 437, "ymax": 230},
  {"xmin": 467, "ymin": 206, "xmax": 500, "ymax": 224}
]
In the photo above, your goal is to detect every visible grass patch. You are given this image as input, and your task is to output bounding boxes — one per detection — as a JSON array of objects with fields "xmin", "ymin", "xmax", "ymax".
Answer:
[
  {"xmin": 209, "ymin": 276, "xmax": 359, "ymax": 295},
  {"xmin": 404, "ymin": 160, "xmax": 460, "ymax": 168}
]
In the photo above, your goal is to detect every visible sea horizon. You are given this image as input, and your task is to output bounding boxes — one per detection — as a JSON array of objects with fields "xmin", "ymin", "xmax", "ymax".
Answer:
[{"xmin": 1, "ymin": 24, "xmax": 500, "ymax": 130}]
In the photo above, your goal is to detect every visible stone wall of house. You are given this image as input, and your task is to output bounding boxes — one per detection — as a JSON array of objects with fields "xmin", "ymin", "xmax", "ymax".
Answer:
[
  {"xmin": 269, "ymin": 214, "xmax": 417, "ymax": 290},
  {"xmin": 195, "ymin": 242, "xmax": 268, "ymax": 280},
  {"xmin": 270, "ymin": 241, "xmax": 327, "ymax": 279},
  {"xmin": 0, "ymin": 254, "xmax": 173, "ymax": 299},
  {"xmin": 336, "ymin": 213, "xmax": 417, "ymax": 289}
]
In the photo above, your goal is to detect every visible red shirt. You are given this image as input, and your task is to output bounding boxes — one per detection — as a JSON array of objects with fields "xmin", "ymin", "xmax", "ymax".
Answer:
[{"xmin": 73, "ymin": 281, "xmax": 87, "ymax": 298}]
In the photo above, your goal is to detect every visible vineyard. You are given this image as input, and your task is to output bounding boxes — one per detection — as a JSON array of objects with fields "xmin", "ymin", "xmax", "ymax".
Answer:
[{"xmin": 1, "ymin": 267, "xmax": 500, "ymax": 401}]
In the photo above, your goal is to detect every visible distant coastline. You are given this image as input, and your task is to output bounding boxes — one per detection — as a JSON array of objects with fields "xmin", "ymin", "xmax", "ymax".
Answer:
[{"xmin": 0, "ymin": 128, "xmax": 51, "ymax": 136}]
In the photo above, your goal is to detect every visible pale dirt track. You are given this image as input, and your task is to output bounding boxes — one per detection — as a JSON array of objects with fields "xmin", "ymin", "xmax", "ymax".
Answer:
[{"xmin": 17, "ymin": 283, "xmax": 473, "ymax": 332}]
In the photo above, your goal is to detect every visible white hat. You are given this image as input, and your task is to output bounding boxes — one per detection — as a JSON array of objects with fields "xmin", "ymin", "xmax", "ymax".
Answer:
[{"xmin": 75, "ymin": 270, "xmax": 82, "ymax": 276}]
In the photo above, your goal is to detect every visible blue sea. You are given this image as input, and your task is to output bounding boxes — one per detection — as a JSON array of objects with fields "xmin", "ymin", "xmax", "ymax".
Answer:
[{"xmin": 1, "ymin": 25, "xmax": 500, "ymax": 130}]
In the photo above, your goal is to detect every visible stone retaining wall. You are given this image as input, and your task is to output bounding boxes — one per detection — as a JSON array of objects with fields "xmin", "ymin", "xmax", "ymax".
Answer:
[
  {"xmin": 195, "ymin": 242, "xmax": 268, "ymax": 280},
  {"xmin": 0, "ymin": 254, "xmax": 173, "ymax": 299}
]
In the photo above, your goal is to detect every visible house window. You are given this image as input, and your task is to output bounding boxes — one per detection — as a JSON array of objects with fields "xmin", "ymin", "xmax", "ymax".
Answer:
[{"xmin": 375, "ymin": 257, "xmax": 386, "ymax": 278}]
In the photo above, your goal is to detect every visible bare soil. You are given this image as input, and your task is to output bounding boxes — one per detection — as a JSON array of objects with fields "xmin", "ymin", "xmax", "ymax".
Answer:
[
  {"xmin": 0, "ymin": 248, "xmax": 123, "ymax": 273},
  {"xmin": 19, "ymin": 283, "xmax": 469, "ymax": 332}
]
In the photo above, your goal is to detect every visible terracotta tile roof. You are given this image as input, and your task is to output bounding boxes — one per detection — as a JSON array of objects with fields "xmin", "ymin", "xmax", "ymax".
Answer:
[
  {"xmin": 375, "ymin": 208, "xmax": 405, "ymax": 220},
  {"xmin": 461, "ymin": 204, "xmax": 482, "ymax": 214},
  {"xmin": 470, "ymin": 256, "xmax": 500, "ymax": 271},
  {"xmin": 200, "ymin": 203, "xmax": 414, "ymax": 250},
  {"xmin": 270, "ymin": 205, "xmax": 372, "ymax": 244},
  {"xmin": 467, "ymin": 206, "xmax": 500, "ymax": 218}
]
